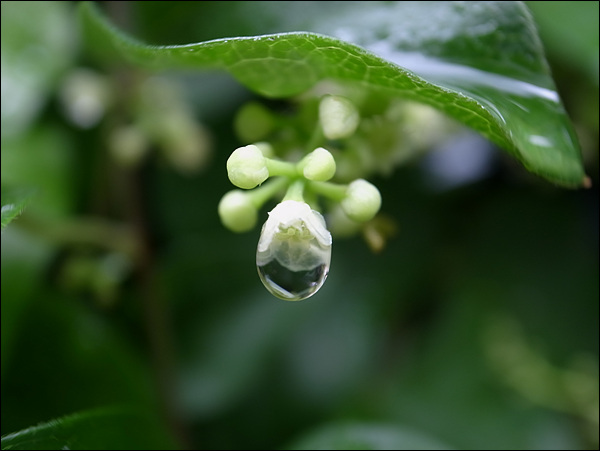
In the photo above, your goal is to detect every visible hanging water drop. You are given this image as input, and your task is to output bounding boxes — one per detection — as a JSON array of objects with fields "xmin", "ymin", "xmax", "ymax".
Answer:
[{"xmin": 256, "ymin": 200, "xmax": 332, "ymax": 301}]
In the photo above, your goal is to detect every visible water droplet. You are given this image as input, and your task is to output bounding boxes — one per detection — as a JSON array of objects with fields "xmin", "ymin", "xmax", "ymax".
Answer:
[
  {"xmin": 258, "ymin": 259, "xmax": 329, "ymax": 301},
  {"xmin": 256, "ymin": 200, "xmax": 332, "ymax": 301}
]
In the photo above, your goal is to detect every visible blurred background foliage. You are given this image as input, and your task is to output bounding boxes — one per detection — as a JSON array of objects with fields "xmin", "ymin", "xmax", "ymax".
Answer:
[{"xmin": 1, "ymin": 1, "xmax": 598, "ymax": 450}]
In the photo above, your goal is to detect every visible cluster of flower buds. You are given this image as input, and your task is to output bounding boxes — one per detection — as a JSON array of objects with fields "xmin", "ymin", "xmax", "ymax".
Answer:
[{"xmin": 219, "ymin": 95, "xmax": 382, "ymax": 301}]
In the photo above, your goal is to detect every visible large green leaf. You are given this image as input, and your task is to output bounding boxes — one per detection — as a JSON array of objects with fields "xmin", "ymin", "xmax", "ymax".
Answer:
[
  {"xmin": 80, "ymin": 1, "xmax": 586, "ymax": 188},
  {"xmin": 0, "ymin": 407, "xmax": 177, "ymax": 450}
]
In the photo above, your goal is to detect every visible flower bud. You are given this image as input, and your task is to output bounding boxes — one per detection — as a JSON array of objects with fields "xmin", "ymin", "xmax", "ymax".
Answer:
[
  {"xmin": 60, "ymin": 69, "xmax": 113, "ymax": 129},
  {"xmin": 234, "ymin": 102, "xmax": 275, "ymax": 143},
  {"xmin": 218, "ymin": 190, "xmax": 258, "ymax": 232},
  {"xmin": 227, "ymin": 145, "xmax": 269, "ymax": 189},
  {"xmin": 253, "ymin": 141, "xmax": 275, "ymax": 158},
  {"xmin": 341, "ymin": 179, "xmax": 382, "ymax": 222},
  {"xmin": 301, "ymin": 147, "xmax": 336, "ymax": 181},
  {"xmin": 319, "ymin": 95, "xmax": 360, "ymax": 140}
]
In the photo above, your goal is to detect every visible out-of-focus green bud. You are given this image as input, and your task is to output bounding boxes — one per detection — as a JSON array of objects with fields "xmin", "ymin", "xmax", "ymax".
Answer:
[
  {"xmin": 327, "ymin": 204, "xmax": 363, "ymax": 238},
  {"xmin": 218, "ymin": 190, "xmax": 258, "ymax": 232},
  {"xmin": 158, "ymin": 111, "xmax": 212, "ymax": 175},
  {"xmin": 319, "ymin": 95, "xmax": 360, "ymax": 140},
  {"xmin": 341, "ymin": 179, "xmax": 382, "ymax": 222},
  {"xmin": 227, "ymin": 144, "xmax": 269, "ymax": 189},
  {"xmin": 300, "ymin": 147, "xmax": 337, "ymax": 181},
  {"xmin": 107, "ymin": 125, "xmax": 149, "ymax": 167},
  {"xmin": 234, "ymin": 102, "xmax": 275, "ymax": 143},
  {"xmin": 253, "ymin": 141, "xmax": 275, "ymax": 158}
]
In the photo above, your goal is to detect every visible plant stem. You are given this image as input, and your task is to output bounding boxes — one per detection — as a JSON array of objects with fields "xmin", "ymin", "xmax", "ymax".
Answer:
[
  {"xmin": 306, "ymin": 122, "xmax": 324, "ymax": 152},
  {"xmin": 118, "ymin": 163, "xmax": 191, "ymax": 450},
  {"xmin": 265, "ymin": 158, "xmax": 298, "ymax": 178},
  {"xmin": 307, "ymin": 181, "xmax": 348, "ymax": 201},
  {"xmin": 283, "ymin": 179, "xmax": 306, "ymax": 202},
  {"xmin": 249, "ymin": 177, "xmax": 289, "ymax": 208},
  {"xmin": 104, "ymin": 3, "xmax": 190, "ymax": 446}
]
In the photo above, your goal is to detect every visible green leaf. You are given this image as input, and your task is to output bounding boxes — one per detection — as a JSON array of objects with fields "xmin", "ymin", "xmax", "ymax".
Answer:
[
  {"xmin": 1, "ymin": 126, "xmax": 76, "ymax": 221},
  {"xmin": 526, "ymin": 1, "xmax": 599, "ymax": 85},
  {"xmin": 0, "ymin": 1, "xmax": 76, "ymax": 138},
  {"xmin": 0, "ymin": 407, "xmax": 177, "ymax": 450},
  {"xmin": 286, "ymin": 422, "xmax": 451, "ymax": 450},
  {"xmin": 1, "ymin": 186, "xmax": 33, "ymax": 231},
  {"xmin": 79, "ymin": 1, "xmax": 586, "ymax": 188}
]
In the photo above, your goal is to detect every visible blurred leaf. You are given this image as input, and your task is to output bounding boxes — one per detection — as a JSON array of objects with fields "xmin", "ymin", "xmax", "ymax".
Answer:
[
  {"xmin": 0, "ymin": 407, "xmax": 177, "ymax": 450},
  {"xmin": 80, "ymin": 1, "xmax": 585, "ymax": 187},
  {"xmin": 0, "ymin": 286, "xmax": 162, "ymax": 436},
  {"xmin": 286, "ymin": 422, "xmax": 450, "ymax": 450},
  {"xmin": 1, "ymin": 126, "xmax": 76, "ymax": 220},
  {"xmin": 526, "ymin": 1, "xmax": 599, "ymax": 85},
  {"xmin": 1, "ymin": 187, "xmax": 33, "ymax": 231},
  {"xmin": 0, "ymin": 1, "xmax": 77, "ymax": 138},
  {"xmin": 0, "ymin": 228, "xmax": 54, "ymax": 375}
]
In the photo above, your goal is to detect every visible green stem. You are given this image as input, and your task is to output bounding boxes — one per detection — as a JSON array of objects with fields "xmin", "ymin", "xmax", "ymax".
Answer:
[
  {"xmin": 265, "ymin": 158, "xmax": 298, "ymax": 178},
  {"xmin": 16, "ymin": 215, "xmax": 140, "ymax": 259},
  {"xmin": 306, "ymin": 122, "xmax": 324, "ymax": 152},
  {"xmin": 283, "ymin": 179, "xmax": 306, "ymax": 202},
  {"xmin": 308, "ymin": 181, "xmax": 348, "ymax": 202},
  {"xmin": 248, "ymin": 177, "xmax": 289, "ymax": 208}
]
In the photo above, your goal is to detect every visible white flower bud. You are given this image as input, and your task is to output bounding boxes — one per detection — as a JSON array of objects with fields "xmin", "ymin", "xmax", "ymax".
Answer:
[
  {"xmin": 341, "ymin": 179, "xmax": 382, "ymax": 222},
  {"xmin": 319, "ymin": 95, "xmax": 360, "ymax": 140},
  {"xmin": 301, "ymin": 147, "xmax": 336, "ymax": 181},
  {"xmin": 60, "ymin": 69, "xmax": 113, "ymax": 129},
  {"xmin": 227, "ymin": 145, "xmax": 269, "ymax": 189},
  {"xmin": 218, "ymin": 190, "xmax": 258, "ymax": 232}
]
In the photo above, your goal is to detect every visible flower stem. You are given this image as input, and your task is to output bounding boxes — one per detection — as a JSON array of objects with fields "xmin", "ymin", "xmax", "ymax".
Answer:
[
  {"xmin": 248, "ymin": 177, "xmax": 289, "ymax": 208},
  {"xmin": 283, "ymin": 179, "xmax": 306, "ymax": 202},
  {"xmin": 306, "ymin": 122, "xmax": 324, "ymax": 152},
  {"xmin": 307, "ymin": 181, "xmax": 348, "ymax": 202},
  {"xmin": 265, "ymin": 158, "xmax": 298, "ymax": 178}
]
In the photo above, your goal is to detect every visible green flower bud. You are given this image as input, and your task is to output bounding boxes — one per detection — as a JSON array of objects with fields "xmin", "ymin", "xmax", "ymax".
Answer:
[
  {"xmin": 218, "ymin": 190, "xmax": 258, "ymax": 232},
  {"xmin": 327, "ymin": 204, "xmax": 362, "ymax": 238},
  {"xmin": 319, "ymin": 95, "xmax": 360, "ymax": 140},
  {"xmin": 227, "ymin": 145, "xmax": 269, "ymax": 189},
  {"xmin": 253, "ymin": 141, "xmax": 275, "ymax": 158},
  {"xmin": 234, "ymin": 102, "xmax": 275, "ymax": 143},
  {"xmin": 160, "ymin": 113, "xmax": 212, "ymax": 174},
  {"xmin": 300, "ymin": 147, "xmax": 337, "ymax": 181},
  {"xmin": 341, "ymin": 179, "xmax": 382, "ymax": 222}
]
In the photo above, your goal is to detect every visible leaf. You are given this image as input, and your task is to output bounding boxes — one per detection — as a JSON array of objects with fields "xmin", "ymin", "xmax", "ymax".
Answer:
[
  {"xmin": 79, "ymin": 1, "xmax": 586, "ymax": 188},
  {"xmin": 1, "ymin": 186, "xmax": 33, "ymax": 231},
  {"xmin": 1, "ymin": 126, "xmax": 76, "ymax": 221},
  {"xmin": 0, "ymin": 1, "xmax": 76, "ymax": 138},
  {"xmin": 286, "ymin": 422, "xmax": 451, "ymax": 450},
  {"xmin": 0, "ymin": 407, "xmax": 177, "ymax": 450},
  {"xmin": 526, "ymin": 1, "xmax": 599, "ymax": 85}
]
